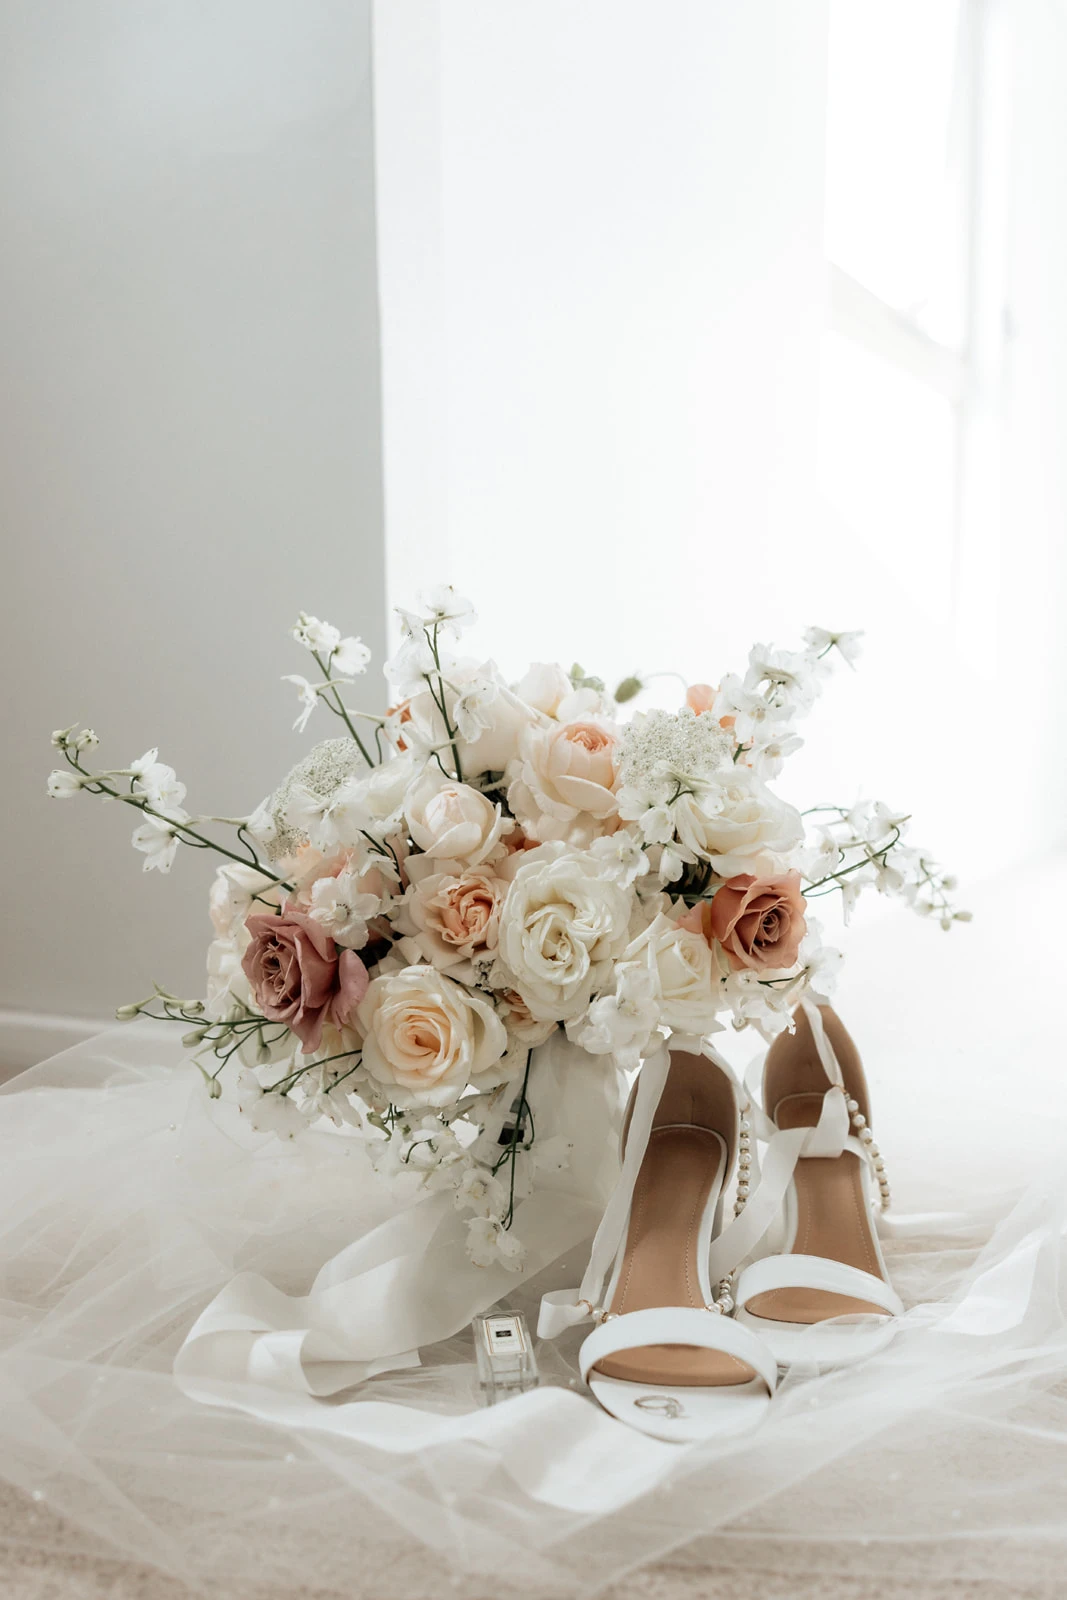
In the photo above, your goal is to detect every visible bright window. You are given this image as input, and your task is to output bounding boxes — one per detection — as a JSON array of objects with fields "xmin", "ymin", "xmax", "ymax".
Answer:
[{"xmin": 818, "ymin": 0, "xmax": 1009, "ymax": 650}]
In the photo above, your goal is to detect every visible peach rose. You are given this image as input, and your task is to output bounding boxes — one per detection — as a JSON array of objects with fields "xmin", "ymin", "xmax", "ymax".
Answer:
[
  {"xmin": 404, "ymin": 869, "xmax": 503, "ymax": 969},
  {"xmin": 241, "ymin": 909, "xmax": 369, "ymax": 1052},
  {"xmin": 507, "ymin": 720, "xmax": 619, "ymax": 843},
  {"xmin": 704, "ymin": 871, "xmax": 807, "ymax": 972},
  {"xmin": 685, "ymin": 682, "xmax": 716, "ymax": 715},
  {"xmin": 357, "ymin": 966, "xmax": 509, "ymax": 1107}
]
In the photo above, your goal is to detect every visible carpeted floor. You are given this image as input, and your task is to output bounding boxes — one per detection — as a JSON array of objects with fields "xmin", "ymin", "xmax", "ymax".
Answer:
[{"xmin": 0, "ymin": 1478, "xmax": 1060, "ymax": 1600}]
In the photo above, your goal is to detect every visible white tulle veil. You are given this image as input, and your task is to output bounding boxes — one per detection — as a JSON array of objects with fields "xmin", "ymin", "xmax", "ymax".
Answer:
[{"xmin": 2, "ymin": 1018, "xmax": 1066, "ymax": 1597}]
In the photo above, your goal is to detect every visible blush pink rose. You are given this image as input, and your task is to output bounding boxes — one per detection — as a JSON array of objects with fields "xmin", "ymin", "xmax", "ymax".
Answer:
[
  {"xmin": 705, "ymin": 871, "xmax": 807, "ymax": 972},
  {"xmin": 405, "ymin": 870, "xmax": 503, "ymax": 969},
  {"xmin": 241, "ymin": 908, "xmax": 369, "ymax": 1052},
  {"xmin": 508, "ymin": 720, "xmax": 620, "ymax": 843}
]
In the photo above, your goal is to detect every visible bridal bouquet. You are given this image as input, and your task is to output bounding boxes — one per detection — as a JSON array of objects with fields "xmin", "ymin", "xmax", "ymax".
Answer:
[{"xmin": 47, "ymin": 589, "xmax": 963, "ymax": 1269}]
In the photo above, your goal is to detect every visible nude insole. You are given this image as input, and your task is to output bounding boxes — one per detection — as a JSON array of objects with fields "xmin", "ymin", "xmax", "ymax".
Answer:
[
  {"xmin": 744, "ymin": 1091, "xmax": 888, "ymax": 1326},
  {"xmin": 591, "ymin": 1125, "xmax": 757, "ymax": 1388}
]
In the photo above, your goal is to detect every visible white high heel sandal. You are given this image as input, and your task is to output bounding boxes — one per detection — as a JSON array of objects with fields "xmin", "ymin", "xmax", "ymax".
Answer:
[
  {"xmin": 730, "ymin": 1001, "xmax": 904, "ymax": 1367},
  {"xmin": 538, "ymin": 1040, "xmax": 777, "ymax": 1443}
]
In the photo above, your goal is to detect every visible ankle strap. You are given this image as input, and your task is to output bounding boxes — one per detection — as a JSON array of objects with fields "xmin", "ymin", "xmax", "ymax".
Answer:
[{"xmin": 539, "ymin": 1034, "xmax": 746, "ymax": 1340}]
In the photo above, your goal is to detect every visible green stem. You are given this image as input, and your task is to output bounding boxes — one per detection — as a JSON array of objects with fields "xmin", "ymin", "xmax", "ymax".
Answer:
[
  {"xmin": 493, "ymin": 1049, "xmax": 534, "ymax": 1230},
  {"xmin": 67, "ymin": 753, "xmax": 294, "ymax": 889},
  {"xmin": 311, "ymin": 651, "xmax": 374, "ymax": 765},
  {"xmin": 427, "ymin": 622, "xmax": 464, "ymax": 782},
  {"xmin": 803, "ymin": 827, "xmax": 902, "ymax": 893}
]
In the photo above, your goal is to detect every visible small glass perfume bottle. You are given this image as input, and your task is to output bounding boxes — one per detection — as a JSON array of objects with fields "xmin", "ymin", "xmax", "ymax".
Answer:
[{"xmin": 472, "ymin": 1311, "xmax": 539, "ymax": 1405}]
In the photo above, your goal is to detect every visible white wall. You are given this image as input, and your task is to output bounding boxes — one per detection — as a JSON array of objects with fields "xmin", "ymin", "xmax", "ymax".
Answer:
[
  {"xmin": 374, "ymin": 0, "xmax": 1067, "ymax": 893},
  {"xmin": 375, "ymin": 0, "xmax": 831, "ymax": 682},
  {"xmin": 0, "ymin": 1, "xmax": 386, "ymax": 1054}
]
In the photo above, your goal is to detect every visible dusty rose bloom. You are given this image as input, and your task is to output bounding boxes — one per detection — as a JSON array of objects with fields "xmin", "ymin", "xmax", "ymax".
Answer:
[
  {"xmin": 241, "ymin": 908, "xmax": 369, "ymax": 1052},
  {"xmin": 705, "ymin": 871, "xmax": 808, "ymax": 972}
]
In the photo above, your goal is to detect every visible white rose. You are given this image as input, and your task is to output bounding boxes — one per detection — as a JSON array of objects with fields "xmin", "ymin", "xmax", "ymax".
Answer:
[
  {"xmin": 341, "ymin": 754, "xmax": 417, "ymax": 832},
  {"xmin": 206, "ymin": 933, "xmax": 252, "ymax": 1018},
  {"xmin": 357, "ymin": 966, "xmax": 509, "ymax": 1108},
  {"xmin": 404, "ymin": 770, "xmax": 511, "ymax": 864},
  {"xmin": 514, "ymin": 662, "xmax": 573, "ymax": 718},
  {"xmin": 620, "ymin": 913, "xmax": 721, "ymax": 1034},
  {"xmin": 402, "ymin": 664, "xmax": 538, "ymax": 775},
  {"xmin": 454, "ymin": 670, "xmax": 539, "ymax": 775},
  {"xmin": 673, "ymin": 769, "xmax": 803, "ymax": 875},
  {"xmin": 497, "ymin": 843, "xmax": 632, "ymax": 1021},
  {"xmin": 208, "ymin": 863, "xmax": 280, "ymax": 939},
  {"xmin": 493, "ymin": 989, "xmax": 557, "ymax": 1048},
  {"xmin": 507, "ymin": 719, "xmax": 620, "ymax": 845}
]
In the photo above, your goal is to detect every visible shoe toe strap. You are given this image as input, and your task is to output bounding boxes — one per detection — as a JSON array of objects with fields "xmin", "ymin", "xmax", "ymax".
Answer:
[
  {"xmin": 735, "ymin": 1253, "xmax": 904, "ymax": 1317},
  {"xmin": 579, "ymin": 1306, "xmax": 779, "ymax": 1393}
]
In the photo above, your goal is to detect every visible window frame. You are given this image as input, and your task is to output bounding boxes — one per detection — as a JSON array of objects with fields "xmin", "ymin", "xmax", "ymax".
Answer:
[{"xmin": 822, "ymin": 0, "xmax": 1013, "ymax": 661}]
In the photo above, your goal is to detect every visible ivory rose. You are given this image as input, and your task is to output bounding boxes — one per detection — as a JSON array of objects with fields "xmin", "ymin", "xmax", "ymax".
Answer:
[
  {"xmin": 208, "ymin": 862, "xmax": 282, "ymax": 939},
  {"xmin": 404, "ymin": 770, "xmax": 511, "ymax": 864},
  {"xmin": 514, "ymin": 662, "xmax": 573, "ymax": 718},
  {"xmin": 402, "ymin": 869, "xmax": 504, "ymax": 969},
  {"xmin": 494, "ymin": 988, "xmax": 557, "ymax": 1048},
  {"xmin": 400, "ymin": 665, "xmax": 538, "ymax": 775},
  {"xmin": 507, "ymin": 720, "xmax": 620, "ymax": 845},
  {"xmin": 620, "ymin": 913, "xmax": 720, "ymax": 1033},
  {"xmin": 697, "ymin": 871, "xmax": 807, "ymax": 972},
  {"xmin": 673, "ymin": 768, "xmax": 803, "ymax": 875},
  {"xmin": 496, "ymin": 843, "xmax": 632, "ymax": 1021},
  {"xmin": 241, "ymin": 909, "xmax": 369, "ymax": 1053},
  {"xmin": 357, "ymin": 966, "xmax": 509, "ymax": 1107}
]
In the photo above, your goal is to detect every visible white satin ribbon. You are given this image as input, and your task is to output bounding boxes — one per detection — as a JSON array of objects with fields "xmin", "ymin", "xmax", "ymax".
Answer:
[
  {"xmin": 175, "ymin": 1185, "xmax": 605, "ymax": 1396},
  {"xmin": 174, "ymin": 1031, "xmax": 628, "ymax": 1482}
]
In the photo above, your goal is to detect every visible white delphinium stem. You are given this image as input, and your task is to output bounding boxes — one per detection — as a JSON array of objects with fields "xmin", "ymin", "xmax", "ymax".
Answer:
[{"xmin": 49, "ymin": 735, "xmax": 294, "ymax": 888}]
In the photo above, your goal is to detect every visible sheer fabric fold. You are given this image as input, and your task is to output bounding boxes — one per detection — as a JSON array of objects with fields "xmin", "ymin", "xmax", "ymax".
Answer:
[{"xmin": 1, "ymin": 1021, "xmax": 1065, "ymax": 1596}]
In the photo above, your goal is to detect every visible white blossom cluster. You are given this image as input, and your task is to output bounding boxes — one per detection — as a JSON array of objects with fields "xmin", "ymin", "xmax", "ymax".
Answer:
[{"xmin": 46, "ymin": 597, "xmax": 962, "ymax": 1271}]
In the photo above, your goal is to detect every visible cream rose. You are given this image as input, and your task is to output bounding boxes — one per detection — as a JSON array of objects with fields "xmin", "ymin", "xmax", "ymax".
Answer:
[
  {"xmin": 507, "ymin": 720, "xmax": 620, "ymax": 845},
  {"xmin": 357, "ymin": 966, "xmax": 509, "ymax": 1108},
  {"xmin": 494, "ymin": 988, "xmax": 557, "ymax": 1048},
  {"xmin": 514, "ymin": 662, "xmax": 573, "ymax": 718},
  {"xmin": 401, "ymin": 666, "xmax": 539, "ymax": 776},
  {"xmin": 402, "ymin": 869, "xmax": 504, "ymax": 969},
  {"xmin": 497, "ymin": 843, "xmax": 632, "ymax": 1021},
  {"xmin": 621, "ymin": 913, "xmax": 720, "ymax": 1034},
  {"xmin": 673, "ymin": 769, "xmax": 803, "ymax": 875},
  {"xmin": 208, "ymin": 862, "xmax": 281, "ymax": 939},
  {"xmin": 404, "ymin": 770, "xmax": 511, "ymax": 864}
]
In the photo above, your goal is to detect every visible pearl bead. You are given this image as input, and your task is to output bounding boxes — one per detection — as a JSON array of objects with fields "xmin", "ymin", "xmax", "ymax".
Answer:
[
  {"xmin": 846, "ymin": 1098, "xmax": 859, "ymax": 1113},
  {"xmin": 739, "ymin": 1118, "xmax": 751, "ymax": 1135},
  {"xmin": 851, "ymin": 1113, "xmax": 866, "ymax": 1129},
  {"xmin": 738, "ymin": 1151, "xmax": 751, "ymax": 1168}
]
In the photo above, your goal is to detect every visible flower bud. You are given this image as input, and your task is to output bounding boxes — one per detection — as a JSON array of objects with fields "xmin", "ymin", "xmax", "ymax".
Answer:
[{"xmin": 613, "ymin": 675, "xmax": 644, "ymax": 704}]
